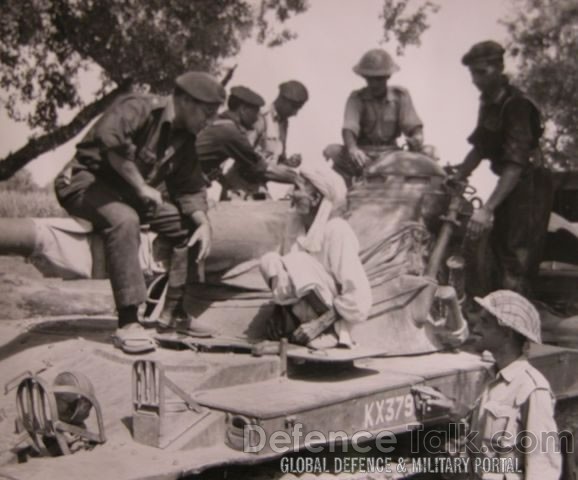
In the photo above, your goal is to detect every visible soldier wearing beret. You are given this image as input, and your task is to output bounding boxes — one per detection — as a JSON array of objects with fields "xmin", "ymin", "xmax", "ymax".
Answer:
[
  {"xmin": 452, "ymin": 40, "xmax": 553, "ymax": 295},
  {"xmin": 248, "ymin": 80, "xmax": 309, "ymax": 170},
  {"xmin": 54, "ymin": 71, "xmax": 225, "ymax": 352},
  {"xmin": 325, "ymin": 48, "xmax": 424, "ymax": 186},
  {"xmin": 197, "ymin": 84, "xmax": 304, "ymax": 200}
]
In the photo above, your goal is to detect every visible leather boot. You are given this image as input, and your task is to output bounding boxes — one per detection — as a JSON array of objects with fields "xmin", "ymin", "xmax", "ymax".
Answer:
[{"xmin": 157, "ymin": 285, "xmax": 184, "ymax": 332}]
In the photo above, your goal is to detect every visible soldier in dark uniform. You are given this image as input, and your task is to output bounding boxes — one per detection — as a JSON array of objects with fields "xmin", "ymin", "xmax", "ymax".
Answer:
[
  {"xmin": 54, "ymin": 72, "xmax": 225, "ymax": 352},
  {"xmin": 196, "ymin": 85, "xmax": 303, "ymax": 200},
  {"xmin": 325, "ymin": 48, "xmax": 424, "ymax": 186},
  {"xmin": 453, "ymin": 41, "xmax": 552, "ymax": 295}
]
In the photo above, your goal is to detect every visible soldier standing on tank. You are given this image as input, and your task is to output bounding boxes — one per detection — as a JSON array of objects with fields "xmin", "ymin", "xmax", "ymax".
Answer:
[
  {"xmin": 452, "ymin": 41, "xmax": 553, "ymax": 296},
  {"xmin": 54, "ymin": 72, "xmax": 224, "ymax": 352},
  {"xmin": 196, "ymin": 85, "xmax": 304, "ymax": 200},
  {"xmin": 421, "ymin": 290, "xmax": 562, "ymax": 479},
  {"xmin": 324, "ymin": 48, "xmax": 424, "ymax": 186}
]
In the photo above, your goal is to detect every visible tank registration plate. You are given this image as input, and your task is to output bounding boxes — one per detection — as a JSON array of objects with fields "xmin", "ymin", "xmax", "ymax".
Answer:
[{"xmin": 363, "ymin": 392, "xmax": 416, "ymax": 429}]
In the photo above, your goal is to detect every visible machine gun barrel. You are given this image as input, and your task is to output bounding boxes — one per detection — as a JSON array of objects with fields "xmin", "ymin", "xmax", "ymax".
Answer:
[{"xmin": 426, "ymin": 179, "xmax": 466, "ymax": 278}]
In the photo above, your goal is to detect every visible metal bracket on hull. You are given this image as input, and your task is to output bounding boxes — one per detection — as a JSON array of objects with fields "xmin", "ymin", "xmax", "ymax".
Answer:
[{"xmin": 132, "ymin": 359, "xmax": 208, "ymax": 448}]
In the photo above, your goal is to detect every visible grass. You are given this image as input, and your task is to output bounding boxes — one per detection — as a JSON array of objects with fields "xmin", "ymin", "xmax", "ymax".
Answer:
[{"xmin": 0, "ymin": 189, "xmax": 66, "ymax": 217}]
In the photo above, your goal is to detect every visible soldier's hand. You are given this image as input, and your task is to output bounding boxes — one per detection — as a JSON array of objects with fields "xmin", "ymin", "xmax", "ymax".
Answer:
[
  {"xmin": 467, "ymin": 207, "xmax": 494, "ymax": 239},
  {"xmin": 348, "ymin": 146, "xmax": 369, "ymax": 170},
  {"xmin": 411, "ymin": 386, "xmax": 456, "ymax": 413},
  {"xmin": 137, "ymin": 185, "xmax": 163, "ymax": 212},
  {"xmin": 406, "ymin": 136, "xmax": 424, "ymax": 153},
  {"xmin": 291, "ymin": 322, "xmax": 319, "ymax": 345},
  {"xmin": 187, "ymin": 222, "xmax": 212, "ymax": 262},
  {"xmin": 283, "ymin": 153, "xmax": 302, "ymax": 168},
  {"xmin": 271, "ymin": 273, "xmax": 293, "ymax": 301}
]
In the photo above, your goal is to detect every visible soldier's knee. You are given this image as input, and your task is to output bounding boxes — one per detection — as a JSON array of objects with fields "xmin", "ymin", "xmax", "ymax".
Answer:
[
  {"xmin": 107, "ymin": 210, "xmax": 141, "ymax": 237},
  {"xmin": 259, "ymin": 252, "xmax": 283, "ymax": 280},
  {"xmin": 323, "ymin": 144, "xmax": 345, "ymax": 162}
]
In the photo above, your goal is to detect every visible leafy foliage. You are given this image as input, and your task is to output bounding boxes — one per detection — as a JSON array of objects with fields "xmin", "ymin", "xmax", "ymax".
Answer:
[
  {"xmin": 0, "ymin": 0, "xmax": 263, "ymax": 132},
  {"xmin": 0, "ymin": 168, "xmax": 38, "ymax": 193},
  {"xmin": 504, "ymin": 0, "xmax": 578, "ymax": 169},
  {"xmin": 380, "ymin": 0, "xmax": 440, "ymax": 55},
  {"xmin": 0, "ymin": 0, "xmax": 439, "ymax": 179}
]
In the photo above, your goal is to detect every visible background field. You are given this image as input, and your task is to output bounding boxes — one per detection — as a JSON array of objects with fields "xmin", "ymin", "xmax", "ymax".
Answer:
[{"xmin": 0, "ymin": 189, "xmax": 65, "ymax": 218}]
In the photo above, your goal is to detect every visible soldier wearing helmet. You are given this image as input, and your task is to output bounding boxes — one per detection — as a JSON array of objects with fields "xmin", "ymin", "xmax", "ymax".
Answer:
[
  {"xmin": 54, "ymin": 71, "xmax": 225, "ymax": 352},
  {"xmin": 196, "ymin": 85, "xmax": 304, "ymax": 200},
  {"xmin": 325, "ymin": 48, "xmax": 424, "ymax": 186},
  {"xmin": 421, "ymin": 290, "xmax": 561, "ymax": 479},
  {"xmin": 451, "ymin": 40, "xmax": 553, "ymax": 295}
]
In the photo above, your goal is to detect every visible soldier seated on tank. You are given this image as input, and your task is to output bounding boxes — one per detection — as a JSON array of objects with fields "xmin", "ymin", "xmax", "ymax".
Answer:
[
  {"xmin": 259, "ymin": 165, "xmax": 372, "ymax": 349},
  {"xmin": 196, "ymin": 85, "xmax": 304, "ymax": 201},
  {"xmin": 324, "ymin": 48, "xmax": 426, "ymax": 187},
  {"xmin": 54, "ymin": 72, "xmax": 224, "ymax": 353}
]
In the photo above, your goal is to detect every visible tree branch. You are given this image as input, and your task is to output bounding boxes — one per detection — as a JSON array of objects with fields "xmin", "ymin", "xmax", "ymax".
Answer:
[{"xmin": 0, "ymin": 80, "xmax": 133, "ymax": 180}]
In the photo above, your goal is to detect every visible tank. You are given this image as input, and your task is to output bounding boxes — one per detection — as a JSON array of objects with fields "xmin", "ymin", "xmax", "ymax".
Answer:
[{"xmin": 1, "ymin": 152, "xmax": 578, "ymax": 480}]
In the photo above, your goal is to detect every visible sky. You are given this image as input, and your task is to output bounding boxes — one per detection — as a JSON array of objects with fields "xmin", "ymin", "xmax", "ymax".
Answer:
[{"xmin": 0, "ymin": 0, "xmax": 515, "ymax": 199}]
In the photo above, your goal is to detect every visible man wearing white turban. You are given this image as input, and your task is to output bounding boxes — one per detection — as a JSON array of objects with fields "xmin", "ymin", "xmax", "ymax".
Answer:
[{"xmin": 259, "ymin": 164, "xmax": 372, "ymax": 348}]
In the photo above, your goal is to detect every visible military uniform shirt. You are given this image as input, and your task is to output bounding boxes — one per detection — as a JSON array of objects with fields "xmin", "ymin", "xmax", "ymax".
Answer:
[
  {"xmin": 249, "ymin": 104, "xmax": 289, "ymax": 163},
  {"xmin": 342, "ymin": 86, "xmax": 423, "ymax": 147},
  {"xmin": 468, "ymin": 356, "xmax": 561, "ymax": 480},
  {"xmin": 468, "ymin": 80, "xmax": 542, "ymax": 175},
  {"xmin": 70, "ymin": 94, "xmax": 207, "ymax": 215},
  {"xmin": 196, "ymin": 110, "xmax": 268, "ymax": 183}
]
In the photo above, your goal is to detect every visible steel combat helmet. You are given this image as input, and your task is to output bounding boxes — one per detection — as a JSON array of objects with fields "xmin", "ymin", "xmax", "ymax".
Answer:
[
  {"xmin": 474, "ymin": 290, "xmax": 542, "ymax": 344},
  {"xmin": 353, "ymin": 49, "xmax": 400, "ymax": 77}
]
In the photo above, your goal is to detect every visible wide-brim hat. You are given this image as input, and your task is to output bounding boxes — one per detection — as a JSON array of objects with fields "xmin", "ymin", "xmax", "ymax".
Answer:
[{"xmin": 474, "ymin": 290, "xmax": 541, "ymax": 344}]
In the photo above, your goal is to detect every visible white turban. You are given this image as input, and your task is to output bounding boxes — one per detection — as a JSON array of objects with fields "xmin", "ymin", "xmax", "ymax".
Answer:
[{"xmin": 297, "ymin": 164, "xmax": 348, "ymax": 252}]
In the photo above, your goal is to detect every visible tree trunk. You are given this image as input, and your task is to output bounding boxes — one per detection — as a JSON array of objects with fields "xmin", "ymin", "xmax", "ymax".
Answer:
[{"xmin": 0, "ymin": 80, "xmax": 133, "ymax": 180}]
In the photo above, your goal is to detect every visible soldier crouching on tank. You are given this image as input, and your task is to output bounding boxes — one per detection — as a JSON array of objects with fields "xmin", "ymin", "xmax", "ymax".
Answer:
[
  {"xmin": 451, "ymin": 41, "xmax": 553, "ymax": 296},
  {"xmin": 418, "ymin": 290, "xmax": 562, "ymax": 479},
  {"xmin": 196, "ymin": 85, "xmax": 304, "ymax": 201},
  {"xmin": 54, "ymin": 72, "xmax": 225, "ymax": 353},
  {"xmin": 249, "ymin": 80, "xmax": 309, "ymax": 169},
  {"xmin": 324, "ymin": 48, "xmax": 425, "ymax": 187},
  {"xmin": 259, "ymin": 165, "xmax": 372, "ymax": 349}
]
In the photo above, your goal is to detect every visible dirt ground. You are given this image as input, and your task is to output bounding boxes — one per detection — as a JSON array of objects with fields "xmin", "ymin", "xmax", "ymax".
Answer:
[{"xmin": 0, "ymin": 256, "xmax": 114, "ymax": 320}]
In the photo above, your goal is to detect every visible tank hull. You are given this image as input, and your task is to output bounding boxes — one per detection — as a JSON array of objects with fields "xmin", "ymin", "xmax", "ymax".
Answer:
[{"xmin": 1, "ymin": 317, "xmax": 577, "ymax": 479}]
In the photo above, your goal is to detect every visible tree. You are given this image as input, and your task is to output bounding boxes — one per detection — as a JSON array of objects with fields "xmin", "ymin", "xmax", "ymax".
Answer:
[
  {"xmin": 504, "ymin": 0, "xmax": 578, "ymax": 169},
  {"xmin": 0, "ymin": 0, "xmax": 439, "ymax": 179}
]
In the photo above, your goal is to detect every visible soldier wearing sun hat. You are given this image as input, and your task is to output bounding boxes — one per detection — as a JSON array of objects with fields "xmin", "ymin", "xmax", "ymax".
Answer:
[
  {"xmin": 196, "ymin": 84, "xmax": 304, "ymax": 200},
  {"xmin": 452, "ymin": 40, "xmax": 553, "ymax": 296},
  {"xmin": 324, "ymin": 48, "xmax": 424, "ymax": 187},
  {"xmin": 420, "ymin": 289, "xmax": 562, "ymax": 479},
  {"xmin": 54, "ymin": 71, "xmax": 225, "ymax": 352}
]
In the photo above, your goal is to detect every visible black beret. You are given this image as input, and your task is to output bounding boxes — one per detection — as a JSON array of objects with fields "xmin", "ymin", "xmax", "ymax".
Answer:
[
  {"xmin": 175, "ymin": 71, "xmax": 226, "ymax": 104},
  {"xmin": 462, "ymin": 41, "xmax": 505, "ymax": 67},
  {"xmin": 279, "ymin": 80, "xmax": 309, "ymax": 104},
  {"xmin": 229, "ymin": 85, "xmax": 265, "ymax": 107}
]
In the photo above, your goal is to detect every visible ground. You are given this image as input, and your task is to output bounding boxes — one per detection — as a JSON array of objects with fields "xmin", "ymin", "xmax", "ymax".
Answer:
[{"xmin": 0, "ymin": 256, "xmax": 114, "ymax": 320}]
